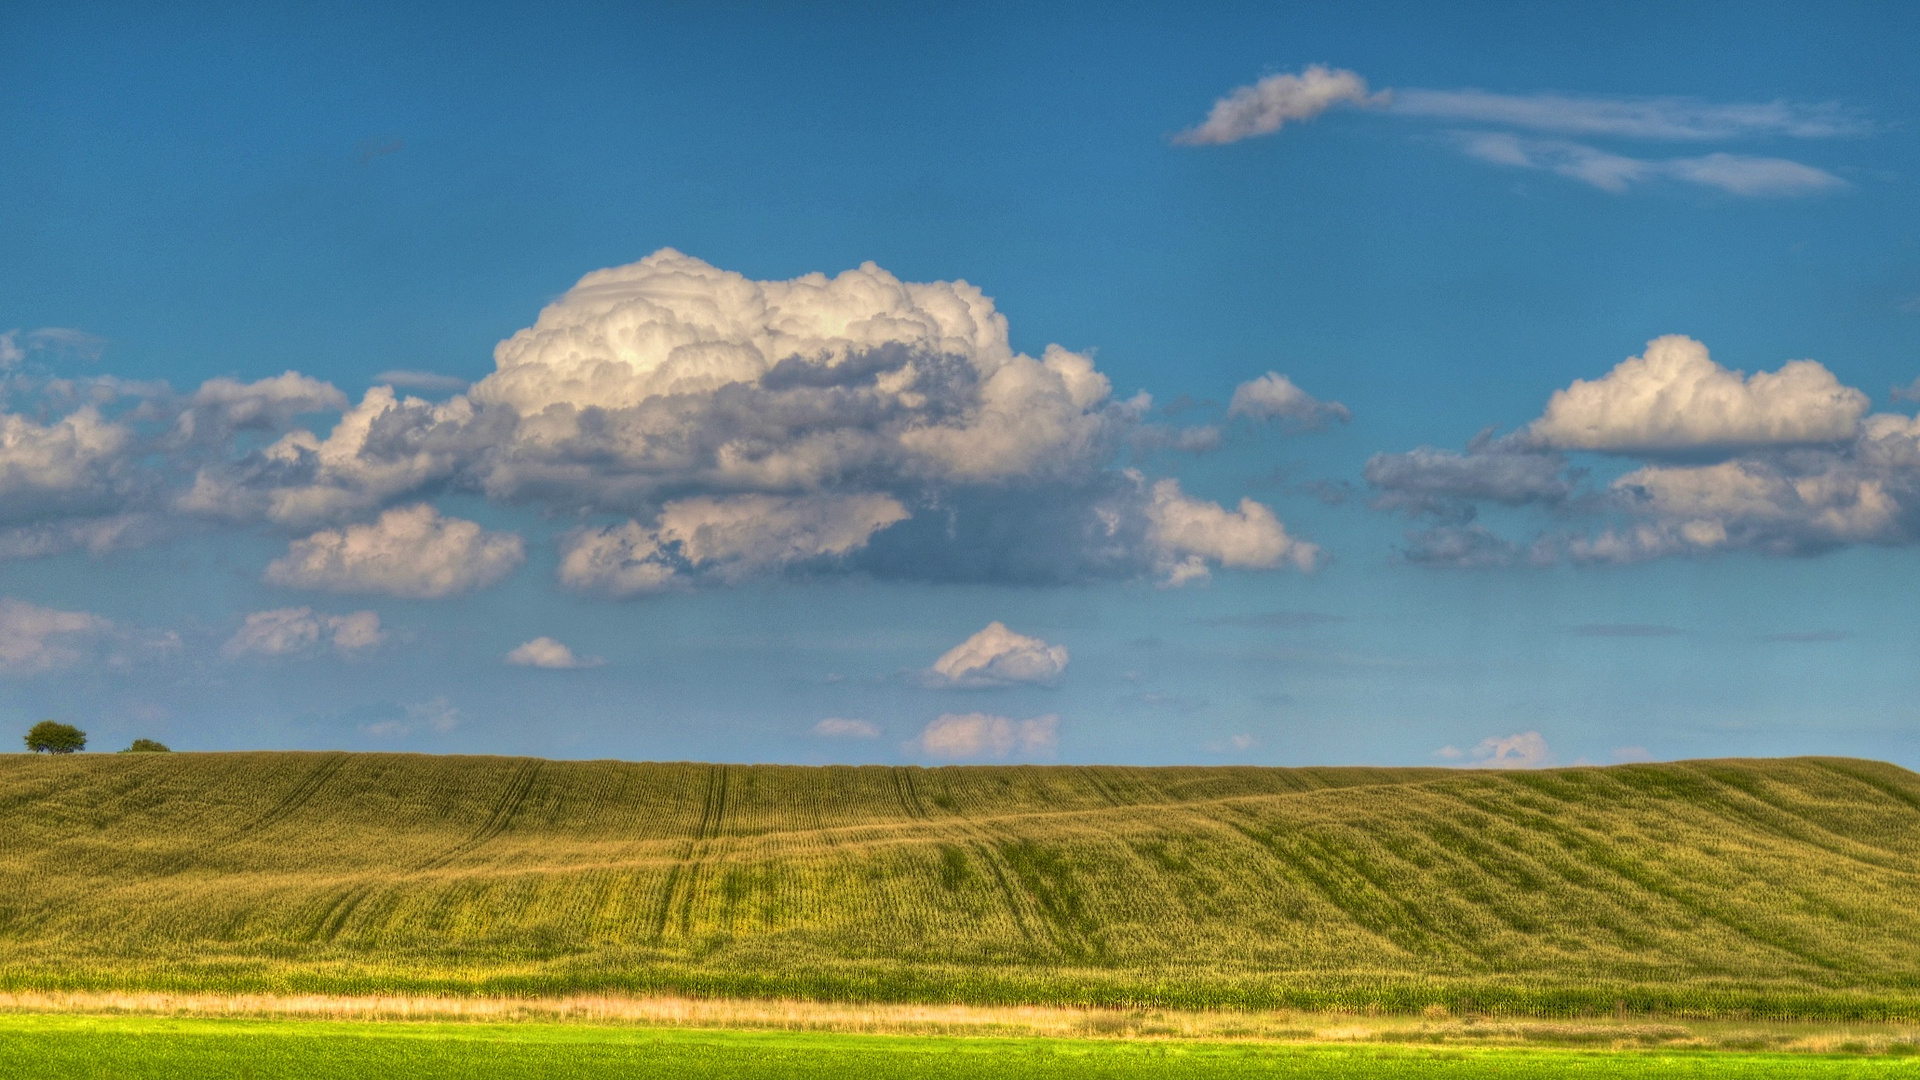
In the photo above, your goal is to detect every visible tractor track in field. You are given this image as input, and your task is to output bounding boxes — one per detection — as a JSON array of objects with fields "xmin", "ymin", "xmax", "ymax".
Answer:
[
  {"xmin": 303, "ymin": 882, "xmax": 379, "ymax": 943},
  {"xmin": 927, "ymin": 807, "xmax": 1047, "ymax": 953},
  {"xmin": 417, "ymin": 759, "xmax": 545, "ymax": 872},
  {"xmin": 230, "ymin": 753, "xmax": 351, "ymax": 838},
  {"xmin": 1425, "ymin": 783, "xmax": 1854, "ymax": 974},
  {"xmin": 892, "ymin": 767, "xmax": 929, "ymax": 819},
  {"xmin": 651, "ymin": 764, "xmax": 729, "ymax": 943},
  {"xmin": 1077, "ymin": 768, "xmax": 1126, "ymax": 808}
]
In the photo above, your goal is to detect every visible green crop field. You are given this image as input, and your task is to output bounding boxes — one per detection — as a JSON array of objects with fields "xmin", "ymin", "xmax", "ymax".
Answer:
[
  {"xmin": 4, "ymin": 1015, "xmax": 1918, "ymax": 1079},
  {"xmin": 4, "ymin": 753, "xmax": 1920, "ymax": 1017}
]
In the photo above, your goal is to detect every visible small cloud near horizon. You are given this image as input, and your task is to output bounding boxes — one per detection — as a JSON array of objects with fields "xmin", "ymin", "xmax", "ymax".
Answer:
[
  {"xmin": 813, "ymin": 717, "xmax": 880, "ymax": 738},
  {"xmin": 365, "ymin": 695, "xmax": 461, "ymax": 738},
  {"xmin": 1435, "ymin": 730, "xmax": 1552, "ymax": 769},
  {"xmin": 1206, "ymin": 733, "xmax": 1257, "ymax": 753},
  {"xmin": 1190, "ymin": 610, "xmax": 1347, "ymax": 628},
  {"xmin": 1571, "ymin": 623, "xmax": 1682, "ymax": 638},
  {"xmin": 911, "ymin": 712, "xmax": 1058, "ymax": 760}
]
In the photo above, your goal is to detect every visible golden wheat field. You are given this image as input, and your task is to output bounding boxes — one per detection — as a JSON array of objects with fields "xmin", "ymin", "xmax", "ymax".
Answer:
[{"xmin": 3, "ymin": 753, "xmax": 1919, "ymax": 1017}]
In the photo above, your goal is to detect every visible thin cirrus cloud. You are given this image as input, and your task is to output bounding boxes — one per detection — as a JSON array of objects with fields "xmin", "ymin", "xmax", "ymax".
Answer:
[
  {"xmin": 1181, "ymin": 66, "xmax": 1855, "ymax": 197},
  {"xmin": 366, "ymin": 695, "xmax": 461, "ymax": 738},
  {"xmin": 0, "ymin": 327, "xmax": 109, "ymax": 367},
  {"xmin": 1173, "ymin": 64, "xmax": 1388, "ymax": 145},
  {"xmin": 1392, "ymin": 89, "xmax": 1863, "ymax": 140},
  {"xmin": 222, "ymin": 607, "xmax": 383, "ymax": 658},
  {"xmin": 373, "ymin": 370, "xmax": 469, "ymax": 393},
  {"xmin": 1190, "ymin": 610, "xmax": 1347, "ymax": 628},
  {"xmin": 813, "ymin": 717, "xmax": 880, "ymax": 738},
  {"xmin": 1370, "ymin": 334, "xmax": 1920, "ymax": 568},
  {"xmin": 1569, "ymin": 624, "xmax": 1682, "ymax": 638},
  {"xmin": 1457, "ymin": 133, "xmax": 1847, "ymax": 197},
  {"xmin": 0, "ymin": 596, "xmax": 176, "ymax": 674},
  {"xmin": 0, "ymin": 597, "xmax": 111, "ymax": 674}
]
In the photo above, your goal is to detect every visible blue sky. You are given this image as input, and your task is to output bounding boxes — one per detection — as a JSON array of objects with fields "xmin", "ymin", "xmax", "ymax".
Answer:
[{"xmin": 3, "ymin": 2, "xmax": 1919, "ymax": 768}]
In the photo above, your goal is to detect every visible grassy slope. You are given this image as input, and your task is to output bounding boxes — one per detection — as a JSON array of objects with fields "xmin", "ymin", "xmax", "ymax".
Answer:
[
  {"xmin": 16, "ymin": 1016, "xmax": 1919, "ymax": 1080},
  {"xmin": 3, "ymin": 753, "xmax": 1920, "ymax": 1014},
  {"xmin": 5, "ymin": 1017, "xmax": 1915, "ymax": 1080}
]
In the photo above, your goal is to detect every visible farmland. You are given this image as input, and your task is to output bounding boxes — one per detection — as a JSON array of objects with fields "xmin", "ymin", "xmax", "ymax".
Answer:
[
  {"xmin": 3, "ymin": 753, "xmax": 1920, "ymax": 1017},
  {"xmin": 9, "ymin": 1014, "xmax": 1920, "ymax": 1079}
]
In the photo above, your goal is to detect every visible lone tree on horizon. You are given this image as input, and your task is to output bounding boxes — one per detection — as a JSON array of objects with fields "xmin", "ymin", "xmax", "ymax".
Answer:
[{"xmin": 25, "ymin": 721, "xmax": 85, "ymax": 754}]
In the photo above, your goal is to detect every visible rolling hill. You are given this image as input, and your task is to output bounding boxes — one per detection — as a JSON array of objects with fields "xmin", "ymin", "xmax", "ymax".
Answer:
[{"xmin": 3, "ymin": 752, "xmax": 1920, "ymax": 1017}]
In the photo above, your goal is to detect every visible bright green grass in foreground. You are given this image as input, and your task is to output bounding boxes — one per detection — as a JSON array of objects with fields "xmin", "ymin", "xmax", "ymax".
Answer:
[
  {"xmin": 8, "ymin": 753, "xmax": 1920, "ymax": 1015},
  {"xmin": 2, "ymin": 1015, "xmax": 1915, "ymax": 1080}
]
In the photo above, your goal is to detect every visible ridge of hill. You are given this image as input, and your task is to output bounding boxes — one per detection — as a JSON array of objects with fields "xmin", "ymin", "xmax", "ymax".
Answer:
[{"xmin": 4, "ymin": 752, "xmax": 1920, "ymax": 1017}]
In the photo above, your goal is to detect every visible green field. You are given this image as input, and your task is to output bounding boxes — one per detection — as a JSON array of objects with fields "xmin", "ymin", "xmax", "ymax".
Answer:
[
  {"xmin": 3, "ymin": 1015, "xmax": 1916, "ymax": 1079},
  {"xmin": 4, "ymin": 753, "xmax": 1920, "ymax": 1016}
]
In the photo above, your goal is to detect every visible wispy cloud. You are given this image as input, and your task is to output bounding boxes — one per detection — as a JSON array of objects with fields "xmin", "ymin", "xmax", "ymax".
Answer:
[
  {"xmin": 1459, "ymin": 133, "xmax": 1846, "ymax": 196},
  {"xmin": 1175, "ymin": 65, "xmax": 1387, "ymax": 146},
  {"xmin": 0, "ymin": 327, "xmax": 108, "ymax": 367},
  {"xmin": 813, "ymin": 717, "xmax": 880, "ymax": 738},
  {"xmin": 1394, "ymin": 89, "xmax": 1862, "ymax": 140},
  {"xmin": 1189, "ymin": 610, "xmax": 1347, "ymax": 628},
  {"xmin": 1663, "ymin": 152, "xmax": 1847, "ymax": 196},
  {"xmin": 374, "ymin": 370, "xmax": 468, "ymax": 393},
  {"xmin": 365, "ymin": 695, "xmax": 461, "ymax": 738},
  {"xmin": 1571, "ymin": 623, "xmax": 1682, "ymax": 638},
  {"xmin": 1180, "ymin": 68, "xmax": 1859, "ymax": 198}
]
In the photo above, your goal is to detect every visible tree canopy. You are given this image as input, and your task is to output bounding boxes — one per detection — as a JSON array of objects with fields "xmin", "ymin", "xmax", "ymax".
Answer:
[{"xmin": 25, "ymin": 721, "xmax": 86, "ymax": 754}]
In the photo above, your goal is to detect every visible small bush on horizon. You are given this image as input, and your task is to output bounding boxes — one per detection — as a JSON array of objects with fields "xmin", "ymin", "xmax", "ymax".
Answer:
[
  {"xmin": 121, "ymin": 739, "xmax": 171, "ymax": 753},
  {"xmin": 24, "ymin": 721, "xmax": 85, "ymax": 754}
]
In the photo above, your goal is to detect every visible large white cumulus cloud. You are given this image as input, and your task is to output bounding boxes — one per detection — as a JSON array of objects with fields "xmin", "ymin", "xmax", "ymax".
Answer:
[
  {"xmin": 469, "ymin": 249, "xmax": 1121, "ymax": 498},
  {"xmin": 452, "ymin": 251, "xmax": 1315, "ymax": 590},
  {"xmin": 1374, "ymin": 334, "xmax": 1920, "ymax": 566},
  {"xmin": 1529, "ymin": 335, "xmax": 1867, "ymax": 453},
  {"xmin": 0, "ymin": 251, "xmax": 1321, "ymax": 594}
]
